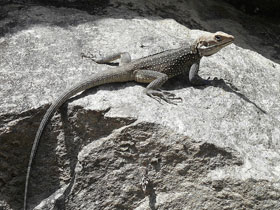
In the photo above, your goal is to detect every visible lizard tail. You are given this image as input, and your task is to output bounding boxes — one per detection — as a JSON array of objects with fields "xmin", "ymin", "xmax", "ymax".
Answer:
[{"xmin": 24, "ymin": 68, "xmax": 132, "ymax": 210}]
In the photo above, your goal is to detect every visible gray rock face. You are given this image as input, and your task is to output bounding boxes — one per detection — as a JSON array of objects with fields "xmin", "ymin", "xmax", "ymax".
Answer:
[{"xmin": 0, "ymin": 1, "xmax": 280, "ymax": 210}]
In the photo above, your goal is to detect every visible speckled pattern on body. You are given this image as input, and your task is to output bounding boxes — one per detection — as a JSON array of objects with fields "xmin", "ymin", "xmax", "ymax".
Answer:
[{"xmin": 133, "ymin": 48, "xmax": 201, "ymax": 78}]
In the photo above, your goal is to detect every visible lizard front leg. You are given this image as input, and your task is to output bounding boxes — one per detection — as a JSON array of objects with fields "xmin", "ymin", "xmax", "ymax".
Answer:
[
  {"xmin": 81, "ymin": 52, "xmax": 131, "ymax": 65},
  {"xmin": 189, "ymin": 63, "xmax": 211, "ymax": 86},
  {"xmin": 134, "ymin": 70, "xmax": 182, "ymax": 104}
]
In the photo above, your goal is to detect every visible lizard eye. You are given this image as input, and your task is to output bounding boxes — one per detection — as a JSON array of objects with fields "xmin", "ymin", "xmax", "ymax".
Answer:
[{"xmin": 215, "ymin": 35, "xmax": 222, "ymax": 42}]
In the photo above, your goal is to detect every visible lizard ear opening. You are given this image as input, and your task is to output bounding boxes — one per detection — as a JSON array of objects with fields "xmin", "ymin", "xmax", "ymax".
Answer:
[
  {"xmin": 201, "ymin": 41, "xmax": 209, "ymax": 46},
  {"xmin": 198, "ymin": 41, "xmax": 209, "ymax": 49}
]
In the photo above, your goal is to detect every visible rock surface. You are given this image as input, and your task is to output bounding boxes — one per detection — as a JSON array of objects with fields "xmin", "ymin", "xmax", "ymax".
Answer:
[
  {"xmin": 225, "ymin": 0, "xmax": 280, "ymax": 17},
  {"xmin": 0, "ymin": 1, "xmax": 280, "ymax": 210}
]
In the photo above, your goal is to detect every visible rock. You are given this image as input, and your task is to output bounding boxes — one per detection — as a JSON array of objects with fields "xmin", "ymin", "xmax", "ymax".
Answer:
[
  {"xmin": 0, "ymin": 1, "xmax": 280, "ymax": 210},
  {"xmin": 225, "ymin": 0, "xmax": 280, "ymax": 17}
]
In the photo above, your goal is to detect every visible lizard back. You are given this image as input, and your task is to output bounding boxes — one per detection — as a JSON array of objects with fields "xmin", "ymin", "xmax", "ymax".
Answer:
[{"xmin": 132, "ymin": 47, "xmax": 201, "ymax": 78}]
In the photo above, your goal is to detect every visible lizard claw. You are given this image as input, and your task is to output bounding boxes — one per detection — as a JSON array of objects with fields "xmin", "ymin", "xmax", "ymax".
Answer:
[{"xmin": 145, "ymin": 89, "xmax": 182, "ymax": 105}]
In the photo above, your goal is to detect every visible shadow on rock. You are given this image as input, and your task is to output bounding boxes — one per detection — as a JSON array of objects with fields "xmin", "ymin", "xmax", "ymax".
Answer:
[{"xmin": 210, "ymin": 78, "xmax": 267, "ymax": 114}]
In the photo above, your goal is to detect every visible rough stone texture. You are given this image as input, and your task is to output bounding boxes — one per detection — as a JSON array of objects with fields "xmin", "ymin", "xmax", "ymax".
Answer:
[
  {"xmin": 0, "ymin": 1, "xmax": 280, "ymax": 210},
  {"xmin": 224, "ymin": 0, "xmax": 280, "ymax": 17},
  {"xmin": 3, "ymin": 0, "xmax": 280, "ymax": 17}
]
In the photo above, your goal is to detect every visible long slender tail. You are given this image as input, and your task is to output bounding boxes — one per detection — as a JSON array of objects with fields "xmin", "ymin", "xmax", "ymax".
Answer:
[{"xmin": 24, "ymin": 68, "xmax": 132, "ymax": 210}]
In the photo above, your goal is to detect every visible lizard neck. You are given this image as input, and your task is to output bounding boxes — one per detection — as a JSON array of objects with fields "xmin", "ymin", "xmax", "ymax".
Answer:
[
  {"xmin": 181, "ymin": 46, "xmax": 202, "ymax": 63},
  {"xmin": 190, "ymin": 43, "xmax": 202, "ymax": 58}
]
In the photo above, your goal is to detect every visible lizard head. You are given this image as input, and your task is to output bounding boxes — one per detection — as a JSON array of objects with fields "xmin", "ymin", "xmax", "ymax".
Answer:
[{"xmin": 194, "ymin": 31, "xmax": 234, "ymax": 57}]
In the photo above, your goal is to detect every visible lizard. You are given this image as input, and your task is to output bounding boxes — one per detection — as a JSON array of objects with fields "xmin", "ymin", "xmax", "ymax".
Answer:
[{"xmin": 23, "ymin": 31, "xmax": 234, "ymax": 210}]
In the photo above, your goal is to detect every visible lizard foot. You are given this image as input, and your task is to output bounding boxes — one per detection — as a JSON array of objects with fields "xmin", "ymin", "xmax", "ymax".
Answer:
[{"xmin": 145, "ymin": 89, "xmax": 182, "ymax": 104}]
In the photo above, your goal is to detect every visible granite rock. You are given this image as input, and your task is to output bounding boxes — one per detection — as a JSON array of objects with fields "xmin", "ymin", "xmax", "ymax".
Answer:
[{"xmin": 0, "ymin": 1, "xmax": 280, "ymax": 210}]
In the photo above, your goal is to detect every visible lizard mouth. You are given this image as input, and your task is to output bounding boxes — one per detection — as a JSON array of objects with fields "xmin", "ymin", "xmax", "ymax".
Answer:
[
  {"xmin": 220, "ymin": 39, "xmax": 234, "ymax": 47},
  {"xmin": 200, "ymin": 39, "xmax": 234, "ymax": 56},
  {"xmin": 202, "ymin": 39, "xmax": 234, "ymax": 49}
]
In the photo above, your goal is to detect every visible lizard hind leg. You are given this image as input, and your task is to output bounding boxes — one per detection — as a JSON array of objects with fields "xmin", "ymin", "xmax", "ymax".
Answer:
[{"xmin": 134, "ymin": 70, "xmax": 182, "ymax": 104}]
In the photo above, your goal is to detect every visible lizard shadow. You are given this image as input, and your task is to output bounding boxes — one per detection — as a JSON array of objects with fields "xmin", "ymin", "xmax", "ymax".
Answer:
[
  {"xmin": 165, "ymin": 76, "xmax": 267, "ymax": 114},
  {"xmin": 208, "ymin": 79, "xmax": 267, "ymax": 114}
]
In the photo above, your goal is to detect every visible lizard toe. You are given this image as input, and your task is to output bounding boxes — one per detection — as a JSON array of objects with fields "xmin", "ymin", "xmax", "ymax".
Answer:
[{"xmin": 146, "ymin": 89, "xmax": 182, "ymax": 104}]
